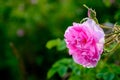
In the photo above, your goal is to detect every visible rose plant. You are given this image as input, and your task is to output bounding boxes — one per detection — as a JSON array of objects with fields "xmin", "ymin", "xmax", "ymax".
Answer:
[{"xmin": 46, "ymin": 5, "xmax": 120, "ymax": 80}]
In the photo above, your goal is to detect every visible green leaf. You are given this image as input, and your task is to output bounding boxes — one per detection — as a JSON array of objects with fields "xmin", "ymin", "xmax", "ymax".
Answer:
[
  {"xmin": 103, "ymin": 72, "xmax": 115, "ymax": 80},
  {"xmin": 46, "ymin": 38, "xmax": 61, "ymax": 49},
  {"xmin": 96, "ymin": 73, "xmax": 104, "ymax": 78},
  {"xmin": 111, "ymin": 64, "xmax": 120, "ymax": 74},
  {"xmin": 47, "ymin": 67, "xmax": 58, "ymax": 79},
  {"xmin": 46, "ymin": 39, "xmax": 66, "ymax": 51},
  {"xmin": 68, "ymin": 75, "xmax": 80, "ymax": 80},
  {"xmin": 97, "ymin": 72, "xmax": 115, "ymax": 80},
  {"xmin": 72, "ymin": 66, "xmax": 81, "ymax": 76},
  {"xmin": 47, "ymin": 58, "xmax": 72, "ymax": 79},
  {"xmin": 58, "ymin": 65, "xmax": 67, "ymax": 77},
  {"xmin": 57, "ymin": 40, "xmax": 66, "ymax": 51},
  {"xmin": 53, "ymin": 58, "xmax": 72, "ymax": 67}
]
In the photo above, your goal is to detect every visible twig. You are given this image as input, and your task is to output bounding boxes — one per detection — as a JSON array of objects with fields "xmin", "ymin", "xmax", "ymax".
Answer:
[{"xmin": 10, "ymin": 42, "xmax": 27, "ymax": 80}]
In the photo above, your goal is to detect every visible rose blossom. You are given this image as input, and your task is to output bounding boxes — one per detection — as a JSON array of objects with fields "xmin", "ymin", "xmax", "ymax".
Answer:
[{"xmin": 64, "ymin": 18, "xmax": 105, "ymax": 68}]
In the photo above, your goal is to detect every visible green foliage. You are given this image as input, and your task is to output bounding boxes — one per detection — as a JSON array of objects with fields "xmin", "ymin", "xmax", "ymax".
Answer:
[
  {"xmin": 48, "ymin": 57, "xmax": 120, "ymax": 80},
  {"xmin": 57, "ymin": 39, "xmax": 66, "ymax": 51},
  {"xmin": 46, "ymin": 38, "xmax": 61, "ymax": 49},
  {"xmin": 68, "ymin": 75, "xmax": 80, "ymax": 80},
  {"xmin": 47, "ymin": 58, "xmax": 72, "ymax": 79},
  {"xmin": 97, "ymin": 72, "xmax": 115, "ymax": 80},
  {"xmin": 103, "ymin": 72, "xmax": 115, "ymax": 80},
  {"xmin": 46, "ymin": 38, "xmax": 66, "ymax": 51}
]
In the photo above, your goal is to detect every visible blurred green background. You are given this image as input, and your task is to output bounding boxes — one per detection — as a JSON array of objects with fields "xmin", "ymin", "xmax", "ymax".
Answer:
[{"xmin": 0, "ymin": 0, "xmax": 120, "ymax": 80}]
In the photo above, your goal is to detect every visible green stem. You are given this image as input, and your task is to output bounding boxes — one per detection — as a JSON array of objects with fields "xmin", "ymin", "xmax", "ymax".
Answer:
[
  {"xmin": 110, "ymin": 41, "xmax": 120, "ymax": 53},
  {"xmin": 83, "ymin": 4, "xmax": 89, "ymax": 10},
  {"xmin": 105, "ymin": 31, "xmax": 120, "ymax": 37},
  {"xmin": 80, "ymin": 18, "xmax": 88, "ymax": 23},
  {"xmin": 100, "ymin": 24, "xmax": 112, "ymax": 29},
  {"xmin": 103, "ymin": 41, "xmax": 120, "ymax": 62}
]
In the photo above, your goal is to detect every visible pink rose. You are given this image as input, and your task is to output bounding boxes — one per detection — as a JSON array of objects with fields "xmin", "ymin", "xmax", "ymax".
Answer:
[{"xmin": 64, "ymin": 18, "xmax": 105, "ymax": 68}]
